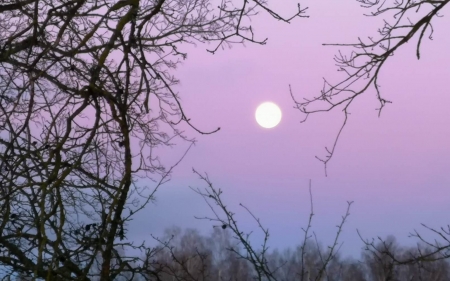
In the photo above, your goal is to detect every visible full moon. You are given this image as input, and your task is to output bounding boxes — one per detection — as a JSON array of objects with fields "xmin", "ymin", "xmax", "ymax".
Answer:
[{"xmin": 255, "ymin": 102, "xmax": 282, "ymax": 129}]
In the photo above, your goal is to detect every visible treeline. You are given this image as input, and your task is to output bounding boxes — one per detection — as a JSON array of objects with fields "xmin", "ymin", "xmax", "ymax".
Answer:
[
  {"xmin": 144, "ymin": 227, "xmax": 450, "ymax": 281},
  {"xmin": 15, "ymin": 226, "xmax": 443, "ymax": 281}
]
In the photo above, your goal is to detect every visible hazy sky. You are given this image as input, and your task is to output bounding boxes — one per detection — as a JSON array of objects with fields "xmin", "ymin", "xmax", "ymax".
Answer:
[{"xmin": 131, "ymin": 1, "xmax": 450, "ymax": 258}]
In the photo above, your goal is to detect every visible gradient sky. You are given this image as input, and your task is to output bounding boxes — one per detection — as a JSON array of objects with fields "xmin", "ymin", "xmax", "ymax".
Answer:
[{"xmin": 130, "ymin": 1, "xmax": 450, "ymax": 259}]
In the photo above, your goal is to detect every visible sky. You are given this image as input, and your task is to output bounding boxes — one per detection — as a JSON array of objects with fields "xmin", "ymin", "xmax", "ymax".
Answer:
[{"xmin": 129, "ymin": 0, "xmax": 450, "ymax": 259}]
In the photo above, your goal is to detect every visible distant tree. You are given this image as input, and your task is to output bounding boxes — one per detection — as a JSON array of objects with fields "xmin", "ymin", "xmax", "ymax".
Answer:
[
  {"xmin": 359, "ymin": 230, "xmax": 450, "ymax": 281},
  {"xmin": 339, "ymin": 258, "xmax": 367, "ymax": 281},
  {"xmin": 0, "ymin": 0, "xmax": 306, "ymax": 280},
  {"xmin": 131, "ymin": 216, "xmax": 450, "ymax": 281},
  {"xmin": 207, "ymin": 228, "xmax": 253, "ymax": 281},
  {"xmin": 361, "ymin": 235, "xmax": 399, "ymax": 281},
  {"xmin": 149, "ymin": 227, "xmax": 215, "ymax": 280},
  {"xmin": 147, "ymin": 227, "xmax": 254, "ymax": 281}
]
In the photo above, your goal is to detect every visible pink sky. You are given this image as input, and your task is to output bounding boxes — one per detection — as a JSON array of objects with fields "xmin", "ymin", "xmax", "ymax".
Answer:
[{"xmin": 133, "ymin": 1, "xmax": 450, "ymax": 258}]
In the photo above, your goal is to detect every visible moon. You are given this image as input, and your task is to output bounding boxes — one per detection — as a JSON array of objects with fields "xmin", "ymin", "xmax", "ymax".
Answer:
[{"xmin": 255, "ymin": 102, "xmax": 282, "ymax": 129}]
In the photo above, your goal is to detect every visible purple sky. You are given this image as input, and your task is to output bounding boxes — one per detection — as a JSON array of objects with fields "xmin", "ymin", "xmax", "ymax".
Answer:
[{"xmin": 132, "ymin": 1, "xmax": 450, "ymax": 258}]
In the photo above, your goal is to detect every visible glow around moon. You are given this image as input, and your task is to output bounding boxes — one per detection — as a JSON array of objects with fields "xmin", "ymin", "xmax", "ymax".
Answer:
[{"xmin": 255, "ymin": 102, "xmax": 282, "ymax": 129}]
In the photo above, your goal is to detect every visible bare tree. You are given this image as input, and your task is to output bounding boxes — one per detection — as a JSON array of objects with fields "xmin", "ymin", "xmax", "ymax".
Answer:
[
  {"xmin": 291, "ymin": 0, "xmax": 450, "ymax": 173},
  {"xmin": 288, "ymin": 1, "xmax": 450, "ymax": 278},
  {"xmin": 361, "ymin": 235, "xmax": 399, "ymax": 281},
  {"xmin": 338, "ymin": 258, "xmax": 367, "ymax": 281},
  {"xmin": 0, "ymin": 0, "xmax": 307, "ymax": 280},
  {"xmin": 149, "ymin": 227, "xmax": 214, "ymax": 281},
  {"xmin": 140, "ymin": 225, "xmax": 450, "ymax": 281},
  {"xmin": 146, "ymin": 227, "xmax": 254, "ymax": 281},
  {"xmin": 358, "ymin": 226, "xmax": 450, "ymax": 281},
  {"xmin": 191, "ymin": 173, "xmax": 353, "ymax": 281},
  {"xmin": 206, "ymin": 227, "xmax": 253, "ymax": 281}
]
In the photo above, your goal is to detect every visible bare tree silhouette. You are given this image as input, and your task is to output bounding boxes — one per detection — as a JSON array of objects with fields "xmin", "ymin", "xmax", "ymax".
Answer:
[
  {"xmin": 191, "ymin": 174, "xmax": 353, "ymax": 281},
  {"xmin": 291, "ymin": 0, "xmax": 450, "ymax": 174},
  {"xmin": 0, "ymin": 0, "xmax": 306, "ymax": 279}
]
